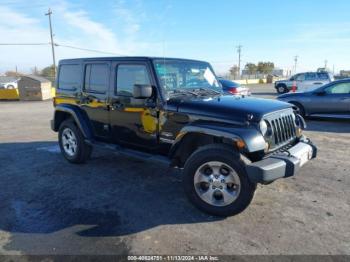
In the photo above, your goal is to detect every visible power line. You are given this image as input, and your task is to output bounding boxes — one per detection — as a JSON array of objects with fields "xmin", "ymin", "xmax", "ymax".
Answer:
[
  {"xmin": 0, "ymin": 43, "xmax": 49, "ymax": 45},
  {"xmin": 0, "ymin": 42, "xmax": 124, "ymax": 56}
]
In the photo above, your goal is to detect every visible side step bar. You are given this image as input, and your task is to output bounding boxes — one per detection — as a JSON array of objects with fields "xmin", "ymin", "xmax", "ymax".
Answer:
[{"xmin": 86, "ymin": 140, "xmax": 171, "ymax": 166}]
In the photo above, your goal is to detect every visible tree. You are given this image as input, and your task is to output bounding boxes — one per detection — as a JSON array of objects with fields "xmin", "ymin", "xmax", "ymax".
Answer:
[
  {"xmin": 257, "ymin": 62, "xmax": 275, "ymax": 74},
  {"xmin": 229, "ymin": 65, "xmax": 239, "ymax": 79},
  {"xmin": 5, "ymin": 71, "xmax": 23, "ymax": 77},
  {"xmin": 245, "ymin": 63, "xmax": 257, "ymax": 75},
  {"xmin": 40, "ymin": 65, "xmax": 56, "ymax": 78}
]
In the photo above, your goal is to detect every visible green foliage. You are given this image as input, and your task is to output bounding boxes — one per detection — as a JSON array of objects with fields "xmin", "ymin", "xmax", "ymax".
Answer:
[
  {"xmin": 257, "ymin": 62, "xmax": 275, "ymax": 74},
  {"xmin": 40, "ymin": 65, "xmax": 56, "ymax": 78},
  {"xmin": 229, "ymin": 65, "xmax": 239, "ymax": 78},
  {"xmin": 245, "ymin": 63, "xmax": 257, "ymax": 75}
]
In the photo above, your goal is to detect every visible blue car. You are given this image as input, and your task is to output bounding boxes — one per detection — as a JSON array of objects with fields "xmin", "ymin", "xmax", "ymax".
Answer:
[
  {"xmin": 277, "ymin": 78, "xmax": 350, "ymax": 118},
  {"xmin": 219, "ymin": 79, "xmax": 251, "ymax": 96}
]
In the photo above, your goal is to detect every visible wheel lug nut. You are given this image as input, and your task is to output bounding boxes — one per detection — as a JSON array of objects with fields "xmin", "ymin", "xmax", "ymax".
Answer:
[
  {"xmin": 221, "ymin": 179, "xmax": 225, "ymax": 183},
  {"xmin": 209, "ymin": 179, "xmax": 213, "ymax": 183},
  {"xmin": 220, "ymin": 186, "xmax": 223, "ymax": 189}
]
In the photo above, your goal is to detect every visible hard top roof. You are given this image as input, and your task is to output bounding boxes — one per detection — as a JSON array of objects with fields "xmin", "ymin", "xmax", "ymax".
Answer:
[{"xmin": 59, "ymin": 56, "xmax": 209, "ymax": 64}]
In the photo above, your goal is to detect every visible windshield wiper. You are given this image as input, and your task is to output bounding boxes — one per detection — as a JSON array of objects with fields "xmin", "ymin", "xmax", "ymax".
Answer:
[
  {"xmin": 195, "ymin": 88, "xmax": 221, "ymax": 94},
  {"xmin": 168, "ymin": 89, "xmax": 200, "ymax": 97}
]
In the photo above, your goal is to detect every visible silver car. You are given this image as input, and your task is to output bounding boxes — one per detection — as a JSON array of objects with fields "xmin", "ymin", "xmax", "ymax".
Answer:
[
  {"xmin": 275, "ymin": 72, "xmax": 334, "ymax": 94},
  {"xmin": 277, "ymin": 79, "xmax": 350, "ymax": 118}
]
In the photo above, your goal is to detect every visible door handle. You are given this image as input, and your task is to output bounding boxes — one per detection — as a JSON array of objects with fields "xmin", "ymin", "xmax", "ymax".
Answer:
[
  {"xmin": 111, "ymin": 102, "xmax": 124, "ymax": 110},
  {"xmin": 313, "ymin": 82, "xmax": 323, "ymax": 85}
]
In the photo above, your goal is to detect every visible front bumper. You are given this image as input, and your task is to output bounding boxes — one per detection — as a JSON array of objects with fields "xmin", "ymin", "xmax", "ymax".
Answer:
[{"xmin": 246, "ymin": 138, "xmax": 317, "ymax": 183}]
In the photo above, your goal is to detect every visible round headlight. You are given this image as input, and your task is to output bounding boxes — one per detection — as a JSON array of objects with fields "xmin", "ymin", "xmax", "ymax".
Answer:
[{"xmin": 259, "ymin": 120, "xmax": 268, "ymax": 136}]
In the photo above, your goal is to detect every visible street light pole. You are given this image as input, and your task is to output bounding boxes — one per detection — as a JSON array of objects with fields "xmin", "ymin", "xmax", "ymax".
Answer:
[
  {"xmin": 294, "ymin": 55, "xmax": 298, "ymax": 73},
  {"xmin": 45, "ymin": 8, "xmax": 56, "ymax": 78},
  {"xmin": 237, "ymin": 45, "xmax": 242, "ymax": 79}
]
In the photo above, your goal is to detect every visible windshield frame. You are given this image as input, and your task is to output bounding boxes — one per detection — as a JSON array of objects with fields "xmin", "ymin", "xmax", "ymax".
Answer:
[{"xmin": 151, "ymin": 58, "xmax": 222, "ymax": 100}]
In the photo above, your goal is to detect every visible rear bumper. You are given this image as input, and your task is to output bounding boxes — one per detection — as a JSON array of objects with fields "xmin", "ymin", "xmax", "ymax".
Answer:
[{"xmin": 246, "ymin": 138, "xmax": 317, "ymax": 183}]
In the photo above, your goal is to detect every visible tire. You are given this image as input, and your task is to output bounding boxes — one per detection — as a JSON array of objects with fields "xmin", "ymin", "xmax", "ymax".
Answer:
[
  {"xmin": 7, "ymin": 85, "xmax": 15, "ymax": 89},
  {"xmin": 58, "ymin": 119, "xmax": 92, "ymax": 164},
  {"xmin": 289, "ymin": 102, "xmax": 305, "ymax": 117},
  {"xmin": 183, "ymin": 144, "xmax": 256, "ymax": 217},
  {"xmin": 276, "ymin": 84, "xmax": 288, "ymax": 94}
]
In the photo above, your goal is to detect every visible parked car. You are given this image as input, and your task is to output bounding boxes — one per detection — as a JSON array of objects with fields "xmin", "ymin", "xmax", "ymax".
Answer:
[
  {"xmin": 51, "ymin": 56, "xmax": 317, "ymax": 217},
  {"xmin": 219, "ymin": 79, "xmax": 251, "ymax": 96},
  {"xmin": 0, "ymin": 76, "xmax": 19, "ymax": 89},
  {"xmin": 274, "ymin": 72, "xmax": 334, "ymax": 94},
  {"xmin": 278, "ymin": 78, "xmax": 350, "ymax": 118}
]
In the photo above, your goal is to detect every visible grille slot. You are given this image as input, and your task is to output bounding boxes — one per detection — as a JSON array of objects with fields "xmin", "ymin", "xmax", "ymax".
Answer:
[{"xmin": 266, "ymin": 111, "xmax": 296, "ymax": 149}]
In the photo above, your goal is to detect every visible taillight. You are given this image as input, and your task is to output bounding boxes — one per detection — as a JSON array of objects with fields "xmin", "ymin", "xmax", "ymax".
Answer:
[{"xmin": 228, "ymin": 87, "xmax": 238, "ymax": 94}]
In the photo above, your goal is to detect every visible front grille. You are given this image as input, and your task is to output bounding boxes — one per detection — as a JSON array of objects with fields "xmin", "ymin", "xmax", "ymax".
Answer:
[{"xmin": 265, "ymin": 109, "xmax": 297, "ymax": 150}]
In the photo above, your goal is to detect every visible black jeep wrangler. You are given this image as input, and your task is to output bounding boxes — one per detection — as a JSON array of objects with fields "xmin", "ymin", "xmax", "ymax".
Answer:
[{"xmin": 51, "ymin": 57, "xmax": 317, "ymax": 216}]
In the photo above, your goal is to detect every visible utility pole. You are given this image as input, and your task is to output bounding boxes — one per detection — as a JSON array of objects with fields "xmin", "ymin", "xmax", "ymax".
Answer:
[
  {"xmin": 45, "ymin": 8, "xmax": 56, "ymax": 78},
  {"xmin": 294, "ymin": 55, "xmax": 298, "ymax": 73},
  {"xmin": 236, "ymin": 45, "xmax": 242, "ymax": 79},
  {"xmin": 324, "ymin": 59, "xmax": 328, "ymax": 69}
]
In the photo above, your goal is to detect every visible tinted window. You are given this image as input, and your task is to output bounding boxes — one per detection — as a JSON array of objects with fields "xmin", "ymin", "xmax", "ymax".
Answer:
[
  {"xmin": 116, "ymin": 64, "xmax": 151, "ymax": 96},
  {"xmin": 317, "ymin": 72, "xmax": 329, "ymax": 80},
  {"xmin": 305, "ymin": 73, "xmax": 317, "ymax": 80},
  {"xmin": 58, "ymin": 64, "xmax": 80, "ymax": 90},
  {"xmin": 325, "ymin": 82, "xmax": 350, "ymax": 94},
  {"xmin": 84, "ymin": 64, "xmax": 109, "ymax": 93}
]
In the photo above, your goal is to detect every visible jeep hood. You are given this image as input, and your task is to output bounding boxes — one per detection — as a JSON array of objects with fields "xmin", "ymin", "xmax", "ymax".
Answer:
[{"xmin": 167, "ymin": 95, "xmax": 292, "ymax": 123}]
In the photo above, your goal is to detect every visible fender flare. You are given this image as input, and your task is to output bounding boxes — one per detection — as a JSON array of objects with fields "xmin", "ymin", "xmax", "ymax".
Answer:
[
  {"xmin": 169, "ymin": 124, "xmax": 266, "ymax": 159},
  {"xmin": 52, "ymin": 104, "xmax": 94, "ymax": 140}
]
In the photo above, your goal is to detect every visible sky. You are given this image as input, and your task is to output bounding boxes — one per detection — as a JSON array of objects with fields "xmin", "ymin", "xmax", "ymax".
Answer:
[{"xmin": 0, "ymin": 0, "xmax": 350, "ymax": 75}]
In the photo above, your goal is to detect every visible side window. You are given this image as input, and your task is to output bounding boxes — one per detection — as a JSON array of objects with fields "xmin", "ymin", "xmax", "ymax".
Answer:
[
  {"xmin": 84, "ymin": 64, "xmax": 109, "ymax": 93},
  {"xmin": 325, "ymin": 82, "xmax": 350, "ymax": 94},
  {"xmin": 296, "ymin": 74, "xmax": 305, "ymax": 81},
  {"xmin": 317, "ymin": 73, "xmax": 329, "ymax": 80},
  {"xmin": 58, "ymin": 64, "xmax": 80, "ymax": 90},
  {"xmin": 305, "ymin": 73, "xmax": 317, "ymax": 81},
  {"xmin": 116, "ymin": 64, "xmax": 151, "ymax": 96}
]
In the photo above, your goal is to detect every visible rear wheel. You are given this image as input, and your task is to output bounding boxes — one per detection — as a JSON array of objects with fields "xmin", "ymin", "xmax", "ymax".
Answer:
[
  {"xmin": 58, "ymin": 119, "xmax": 92, "ymax": 164},
  {"xmin": 276, "ymin": 84, "xmax": 288, "ymax": 94},
  {"xmin": 183, "ymin": 144, "xmax": 256, "ymax": 217}
]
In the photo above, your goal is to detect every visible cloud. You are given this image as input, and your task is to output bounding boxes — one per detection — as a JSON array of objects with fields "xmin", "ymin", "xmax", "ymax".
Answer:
[{"xmin": 60, "ymin": 9, "xmax": 122, "ymax": 53}]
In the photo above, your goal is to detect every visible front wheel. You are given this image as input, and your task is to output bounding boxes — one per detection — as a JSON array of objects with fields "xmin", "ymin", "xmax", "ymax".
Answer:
[{"xmin": 183, "ymin": 144, "xmax": 256, "ymax": 217}]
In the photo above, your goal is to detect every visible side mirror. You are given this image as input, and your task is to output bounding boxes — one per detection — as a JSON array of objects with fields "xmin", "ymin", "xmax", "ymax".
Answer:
[{"xmin": 133, "ymin": 84, "xmax": 153, "ymax": 99}]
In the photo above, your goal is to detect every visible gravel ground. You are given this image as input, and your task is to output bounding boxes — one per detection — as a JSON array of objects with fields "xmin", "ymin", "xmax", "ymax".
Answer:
[{"xmin": 0, "ymin": 84, "xmax": 349, "ymax": 256}]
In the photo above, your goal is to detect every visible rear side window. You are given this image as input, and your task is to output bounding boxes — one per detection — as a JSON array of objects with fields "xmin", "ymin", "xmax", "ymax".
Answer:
[
  {"xmin": 58, "ymin": 64, "xmax": 80, "ymax": 90},
  {"xmin": 317, "ymin": 73, "xmax": 329, "ymax": 80},
  {"xmin": 305, "ymin": 73, "xmax": 317, "ymax": 80},
  {"xmin": 84, "ymin": 64, "xmax": 109, "ymax": 93},
  {"xmin": 116, "ymin": 64, "xmax": 151, "ymax": 96}
]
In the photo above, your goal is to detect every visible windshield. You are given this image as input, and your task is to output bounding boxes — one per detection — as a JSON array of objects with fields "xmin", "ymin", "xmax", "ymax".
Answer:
[{"xmin": 153, "ymin": 59, "xmax": 221, "ymax": 96}]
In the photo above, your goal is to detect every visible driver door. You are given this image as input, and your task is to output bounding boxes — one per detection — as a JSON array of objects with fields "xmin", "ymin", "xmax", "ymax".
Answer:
[
  {"xmin": 109, "ymin": 61, "xmax": 159, "ymax": 151},
  {"xmin": 308, "ymin": 82, "xmax": 350, "ymax": 115}
]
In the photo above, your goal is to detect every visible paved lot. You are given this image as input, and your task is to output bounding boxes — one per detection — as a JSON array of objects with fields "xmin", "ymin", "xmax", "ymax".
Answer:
[{"xmin": 0, "ymin": 84, "xmax": 349, "ymax": 255}]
